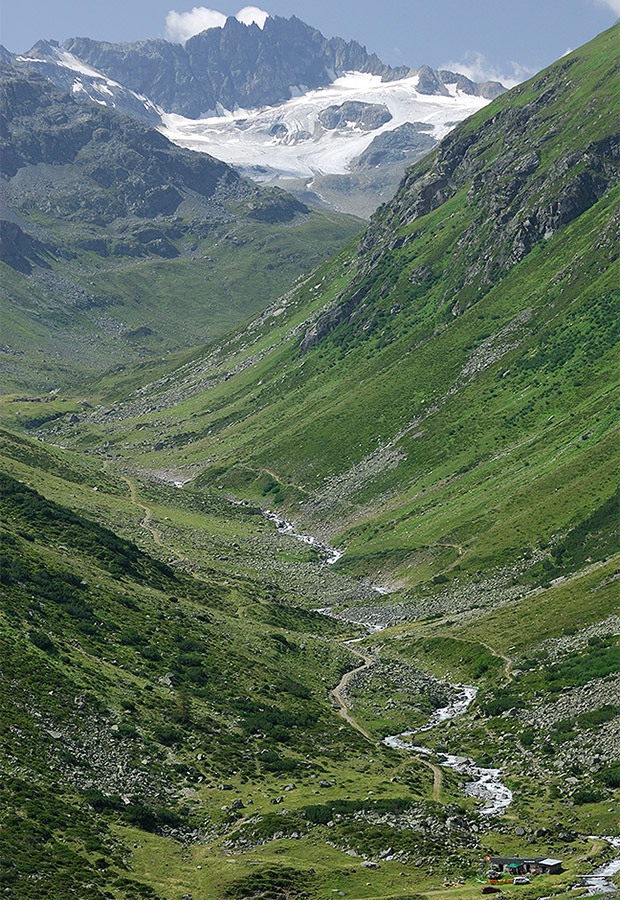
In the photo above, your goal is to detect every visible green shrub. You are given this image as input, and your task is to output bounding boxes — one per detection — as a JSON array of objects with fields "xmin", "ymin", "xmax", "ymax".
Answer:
[
  {"xmin": 152, "ymin": 724, "xmax": 179, "ymax": 746},
  {"xmin": 28, "ymin": 630, "xmax": 56, "ymax": 653},
  {"xmin": 572, "ymin": 787, "xmax": 604, "ymax": 805},
  {"xmin": 576, "ymin": 704, "xmax": 618, "ymax": 729},
  {"xmin": 597, "ymin": 763, "xmax": 620, "ymax": 788},
  {"xmin": 222, "ymin": 865, "xmax": 313, "ymax": 899}
]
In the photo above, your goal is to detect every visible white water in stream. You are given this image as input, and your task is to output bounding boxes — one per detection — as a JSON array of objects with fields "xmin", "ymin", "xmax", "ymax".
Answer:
[
  {"xmin": 279, "ymin": 525, "xmax": 617, "ymax": 878},
  {"xmin": 381, "ymin": 686, "xmax": 477, "ymax": 747},
  {"xmin": 581, "ymin": 837, "xmax": 620, "ymax": 895},
  {"xmin": 265, "ymin": 511, "xmax": 344, "ymax": 564},
  {"xmin": 382, "ymin": 685, "xmax": 514, "ymax": 816}
]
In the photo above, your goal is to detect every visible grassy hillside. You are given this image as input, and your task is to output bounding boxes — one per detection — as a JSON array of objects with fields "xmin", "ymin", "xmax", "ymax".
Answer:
[
  {"xmin": 1, "ymin": 429, "xmax": 617, "ymax": 899},
  {"xmin": 50, "ymin": 27, "xmax": 618, "ymax": 591},
  {"xmin": 0, "ymin": 434, "xmax": 410, "ymax": 897}
]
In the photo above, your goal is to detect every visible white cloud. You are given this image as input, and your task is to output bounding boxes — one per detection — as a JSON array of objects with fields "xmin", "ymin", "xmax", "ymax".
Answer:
[
  {"xmin": 166, "ymin": 6, "xmax": 270, "ymax": 43},
  {"xmin": 165, "ymin": 8, "xmax": 227, "ymax": 43},
  {"xmin": 441, "ymin": 51, "xmax": 534, "ymax": 89},
  {"xmin": 594, "ymin": 0, "xmax": 620, "ymax": 14},
  {"xmin": 236, "ymin": 6, "xmax": 269, "ymax": 28}
]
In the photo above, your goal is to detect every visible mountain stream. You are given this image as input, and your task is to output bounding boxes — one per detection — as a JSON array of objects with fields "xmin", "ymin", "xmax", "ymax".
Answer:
[
  {"xmin": 265, "ymin": 510, "xmax": 344, "ymax": 564},
  {"xmin": 382, "ymin": 685, "xmax": 514, "ymax": 817},
  {"xmin": 580, "ymin": 837, "xmax": 620, "ymax": 895},
  {"xmin": 269, "ymin": 510, "xmax": 619, "ymax": 885},
  {"xmin": 319, "ymin": 603, "xmax": 514, "ymax": 815},
  {"xmin": 265, "ymin": 505, "xmax": 515, "ymax": 815}
]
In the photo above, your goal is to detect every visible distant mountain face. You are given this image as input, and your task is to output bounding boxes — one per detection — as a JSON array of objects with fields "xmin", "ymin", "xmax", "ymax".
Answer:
[
  {"xmin": 63, "ymin": 15, "xmax": 404, "ymax": 118},
  {"xmin": 0, "ymin": 65, "xmax": 361, "ymax": 388},
  {"xmin": 0, "ymin": 65, "xmax": 258, "ymax": 224},
  {"xmin": 59, "ymin": 15, "xmax": 504, "ymax": 118},
  {"xmin": 10, "ymin": 41, "xmax": 164, "ymax": 125},
  {"xmin": 9, "ymin": 15, "xmax": 506, "ymax": 217}
]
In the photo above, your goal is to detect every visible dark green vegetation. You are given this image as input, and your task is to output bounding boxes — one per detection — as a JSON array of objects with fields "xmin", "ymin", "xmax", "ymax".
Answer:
[
  {"xmin": 0, "ymin": 65, "xmax": 361, "ymax": 390},
  {"xmin": 1, "ymin": 25, "xmax": 618, "ymax": 900},
  {"xmin": 0, "ymin": 430, "xmax": 520, "ymax": 900}
]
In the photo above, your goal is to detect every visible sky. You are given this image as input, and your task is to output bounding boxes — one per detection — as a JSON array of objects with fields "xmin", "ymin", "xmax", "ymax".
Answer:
[{"xmin": 1, "ymin": 0, "xmax": 618, "ymax": 86}]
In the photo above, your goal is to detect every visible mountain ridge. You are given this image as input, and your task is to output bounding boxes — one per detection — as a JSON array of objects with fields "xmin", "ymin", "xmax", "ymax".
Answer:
[
  {"xmin": 0, "ymin": 64, "xmax": 363, "ymax": 389},
  {"xmin": 57, "ymin": 15, "xmax": 504, "ymax": 119}
]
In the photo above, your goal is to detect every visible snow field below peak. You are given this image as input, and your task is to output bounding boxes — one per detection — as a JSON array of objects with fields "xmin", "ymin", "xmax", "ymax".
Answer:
[{"xmin": 159, "ymin": 71, "xmax": 490, "ymax": 180}]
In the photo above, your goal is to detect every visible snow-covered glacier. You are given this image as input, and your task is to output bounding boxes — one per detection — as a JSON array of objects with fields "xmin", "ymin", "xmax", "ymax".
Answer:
[{"xmin": 160, "ymin": 71, "xmax": 490, "ymax": 181}]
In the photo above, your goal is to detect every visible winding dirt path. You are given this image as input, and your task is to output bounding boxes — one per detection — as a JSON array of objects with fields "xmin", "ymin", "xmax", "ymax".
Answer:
[
  {"xmin": 116, "ymin": 472, "xmax": 165, "ymax": 548},
  {"xmin": 329, "ymin": 642, "xmax": 376, "ymax": 740},
  {"xmin": 103, "ymin": 462, "xmax": 189, "ymax": 565},
  {"xmin": 329, "ymin": 640, "xmax": 444, "ymax": 800},
  {"xmin": 424, "ymin": 759, "xmax": 443, "ymax": 801},
  {"xmin": 493, "ymin": 645, "xmax": 514, "ymax": 683},
  {"xmin": 436, "ymin": 542, "xmax": 464, "ymax": 557}
]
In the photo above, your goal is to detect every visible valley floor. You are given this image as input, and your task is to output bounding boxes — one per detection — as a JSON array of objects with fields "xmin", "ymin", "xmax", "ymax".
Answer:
[{"xmin": 2, "ymin": 435, "xmax": 616, "ymax": 899}]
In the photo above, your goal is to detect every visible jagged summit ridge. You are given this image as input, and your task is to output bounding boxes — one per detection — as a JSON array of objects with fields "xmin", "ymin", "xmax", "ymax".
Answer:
[
  {"xmin": 19, "ymin": 15, "xmax": 504, "ymax": 120},
  {"xmin": 58, "ymin": 15, "xmax": 504, "ymax": 119}
]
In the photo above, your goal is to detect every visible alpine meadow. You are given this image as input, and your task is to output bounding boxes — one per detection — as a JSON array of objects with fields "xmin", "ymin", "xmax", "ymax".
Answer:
[{"xmin": 0, "ymin": 14, "xmax": 618, "ymax": 900}]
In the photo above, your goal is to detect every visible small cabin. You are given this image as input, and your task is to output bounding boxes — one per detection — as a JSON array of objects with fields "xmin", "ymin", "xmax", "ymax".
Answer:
[
  {"xmin": 537, "ymin": 858, "xmax": 563, "ymax": 875},
  {"xmin": 487, "ymin": 856, "xmax": 563, "ymax": 877}
]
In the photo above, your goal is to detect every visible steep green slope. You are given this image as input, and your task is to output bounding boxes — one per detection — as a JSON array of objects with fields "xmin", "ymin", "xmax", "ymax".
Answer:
[
  {"xmin": 0, "ymin": 429, "xmax": 554, "ymax": 900},
  {"xmin": 0, "ymin": 437, "xmax": 401, "ymax": 897},
  {"xmin": 2, "ymin": 429, "xmax": 617, "ymax": 900},
  {"xmin": 0, "ymin": 66, "xmax": 361, "ymax": 390}
]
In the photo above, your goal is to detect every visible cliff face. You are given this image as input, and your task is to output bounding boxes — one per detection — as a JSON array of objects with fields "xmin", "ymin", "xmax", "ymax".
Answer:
[{"xmin": 370, "ymin": 62, "xmax": 618, "ymax": 272}]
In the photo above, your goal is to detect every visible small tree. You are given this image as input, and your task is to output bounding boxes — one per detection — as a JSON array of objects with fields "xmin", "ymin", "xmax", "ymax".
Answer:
[{"xmin": 173, "ymin": 689, "xmax": 192, "ymax": 725}]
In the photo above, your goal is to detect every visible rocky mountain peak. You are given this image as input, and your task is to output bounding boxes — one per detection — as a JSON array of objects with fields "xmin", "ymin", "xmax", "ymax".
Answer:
[
  {"xmin": 52, "ymin": 15, "xmax": 504, "ymax": 118},
  {"xmin": 10, "ymin": 15, "xmax": 508, "ymax": 216}
]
